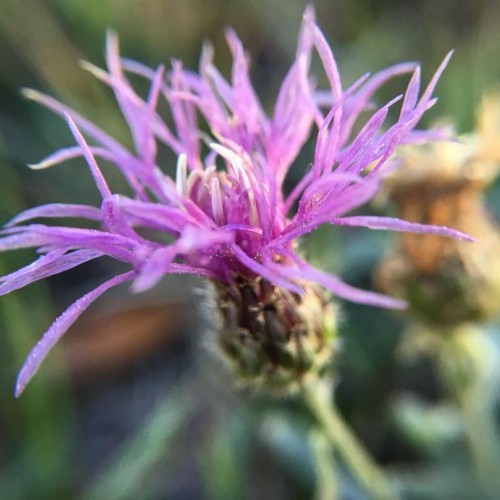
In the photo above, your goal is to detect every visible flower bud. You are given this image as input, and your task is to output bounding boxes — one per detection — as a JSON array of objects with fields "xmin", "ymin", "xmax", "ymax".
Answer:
[
  {"xmin": 210, "ymin": 277, "xmax": 337, "ymax": 395},
  {"xmin": 376, "ymin": 96, "xmax": 500, "ymax": 325}
]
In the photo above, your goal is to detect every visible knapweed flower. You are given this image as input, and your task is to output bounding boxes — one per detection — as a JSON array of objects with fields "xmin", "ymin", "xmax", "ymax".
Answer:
[{"xmin": 2, "ymin": 9, "xmax": 470, "ymax": 396}]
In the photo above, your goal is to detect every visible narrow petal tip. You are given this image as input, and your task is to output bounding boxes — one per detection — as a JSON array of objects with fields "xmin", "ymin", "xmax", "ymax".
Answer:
[
  {"xmin": 105, "ymin": 29, "xmax": 120, "ymax": 49},
  {"xmin": 444, "ymin": 48, "xmax": 455, "ymax": 62},
  {"xmin": 437, "ymin": 226, "xmax": 474, "ymax": 242},
  {"xmin": 130, "ymin": 275, "xmax": 159, "ymax": 294},
  {"xmin": 303, "ymin": 4, "xmax": 316, "ymax": 23},
  {"xmin": 27, "ymin": 161, "xmax": 51, "ymax": 170},
  {"xmin": 388, "ymin": 297, "xmax": 409, "ymax": 310},
  {"xmin": 14, "ymin": 373, "xmax": 28, "ymax": 398},
  {"xmin": 460, "ymin": 233, "xmax": 475, "ymax": 243},
  {"xmin": 80, "ymin": 60, "xmax": 107, "ymax": 80},
  {"xmin": 21, "ymin": 88, "xmax": 42, "ymax": 101}
]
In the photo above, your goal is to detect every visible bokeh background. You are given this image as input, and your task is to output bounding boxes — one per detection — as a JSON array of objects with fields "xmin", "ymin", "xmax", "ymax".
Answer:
[{"xmin": 1, "ymin": 1, "xmax": 500, "ymax": 498}]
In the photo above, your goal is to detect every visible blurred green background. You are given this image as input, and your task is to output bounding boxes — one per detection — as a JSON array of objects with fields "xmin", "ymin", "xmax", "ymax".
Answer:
[{"xmin": 1, "ymin": 1, "xmax": 500, "ymax": 499}]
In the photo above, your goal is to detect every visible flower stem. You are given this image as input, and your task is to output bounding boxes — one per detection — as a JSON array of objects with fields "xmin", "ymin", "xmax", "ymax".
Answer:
[
  {"xmin": 437, "ymin": 326, "xmax": 500, "ymax": 494},
  {"xmin": 302, "ymin": 382, "xmax": 398, "ymax": 500},
  {"xmin": 460, "ymin": 388, "xmax": 500, "ymax": 493},
  {"xmin": 309, "ymin": 428, "xmax": 338, "ymax": 500}
]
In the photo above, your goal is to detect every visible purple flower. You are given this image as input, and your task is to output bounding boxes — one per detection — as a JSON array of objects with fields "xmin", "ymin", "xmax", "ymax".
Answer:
[{"xmin": 3, "ymin": 8, "xmax": 470, "ymax": 396}]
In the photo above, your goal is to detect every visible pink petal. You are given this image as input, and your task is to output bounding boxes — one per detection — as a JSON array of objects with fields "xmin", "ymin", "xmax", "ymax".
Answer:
[
  {"xmin": 15, "ymin": 271, "xmax": 135, "ymax": 396},
  {"xmin": 6, "ymin": 204, "xmax": 101, "ymax": 227},
  {"xmin": 329, "ymin": 216, "xmax": 474, "ymax": 242},
  {"xmin": 0, "ymin": 249, "xmax": 103, "ymax": 295}
]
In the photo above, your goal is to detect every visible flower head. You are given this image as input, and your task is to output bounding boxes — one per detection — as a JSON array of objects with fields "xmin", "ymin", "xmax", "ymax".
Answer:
[
  {"xmin": 376, "ymin": 95, "xmax": 500, "ymax": 325},
  {"xmin": 2, "ymin": 8, "xmax": 470, "ymax": 396}
]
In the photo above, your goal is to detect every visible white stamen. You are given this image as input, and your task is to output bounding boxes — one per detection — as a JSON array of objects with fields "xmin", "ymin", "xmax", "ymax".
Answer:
[
  {"xmin": 186, "ymin": 170, "xmax": 202, "ymax": 194},
  {"xmin": 234, "ymin": 159, "xmax": 252, "ymax": 192},
  {"xmin": 211, "ymin": 177, "xmax": 224, "ymax": 225},
  {"xmin": 209, "ymin": 143, "xmax": 260, "ymax": 226},
  {"xmin": 203, "ymin": 165, "xmax": 217, "ymax": 183},
  {"xmin": 209, "ymin": 143, "xmax": 251, "ymax": 190},
  {"xmin": 176, "ymin": 153, "xmax": 188, "ymax": 196}
]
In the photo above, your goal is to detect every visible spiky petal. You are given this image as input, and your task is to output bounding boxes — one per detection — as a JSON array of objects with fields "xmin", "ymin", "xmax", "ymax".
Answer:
[{"xmin": 2, "ymin": 9, "xmax": 470, "ymax": 395}]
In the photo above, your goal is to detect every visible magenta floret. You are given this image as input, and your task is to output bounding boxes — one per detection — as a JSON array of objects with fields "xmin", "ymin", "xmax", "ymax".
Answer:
[{"xmin": 1, "ymin": 8, "xmax": 470, "ymax": 396}]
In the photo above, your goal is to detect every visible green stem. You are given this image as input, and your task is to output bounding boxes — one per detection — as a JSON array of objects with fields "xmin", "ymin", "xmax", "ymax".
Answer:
[
  {"xmin": 309, "ymin": 428, "xmax": 338, "ymax": 500},
  {"xmin": 438, "ymin": 328, "xmax": 500, "ymax": 494},
  {"xmin": 302, "ymin": 382, "xmax": 398, "ymax": 500},
  {"xmin": 460, "ymin": 389, "xmax": 500, "ymax": 492}
]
